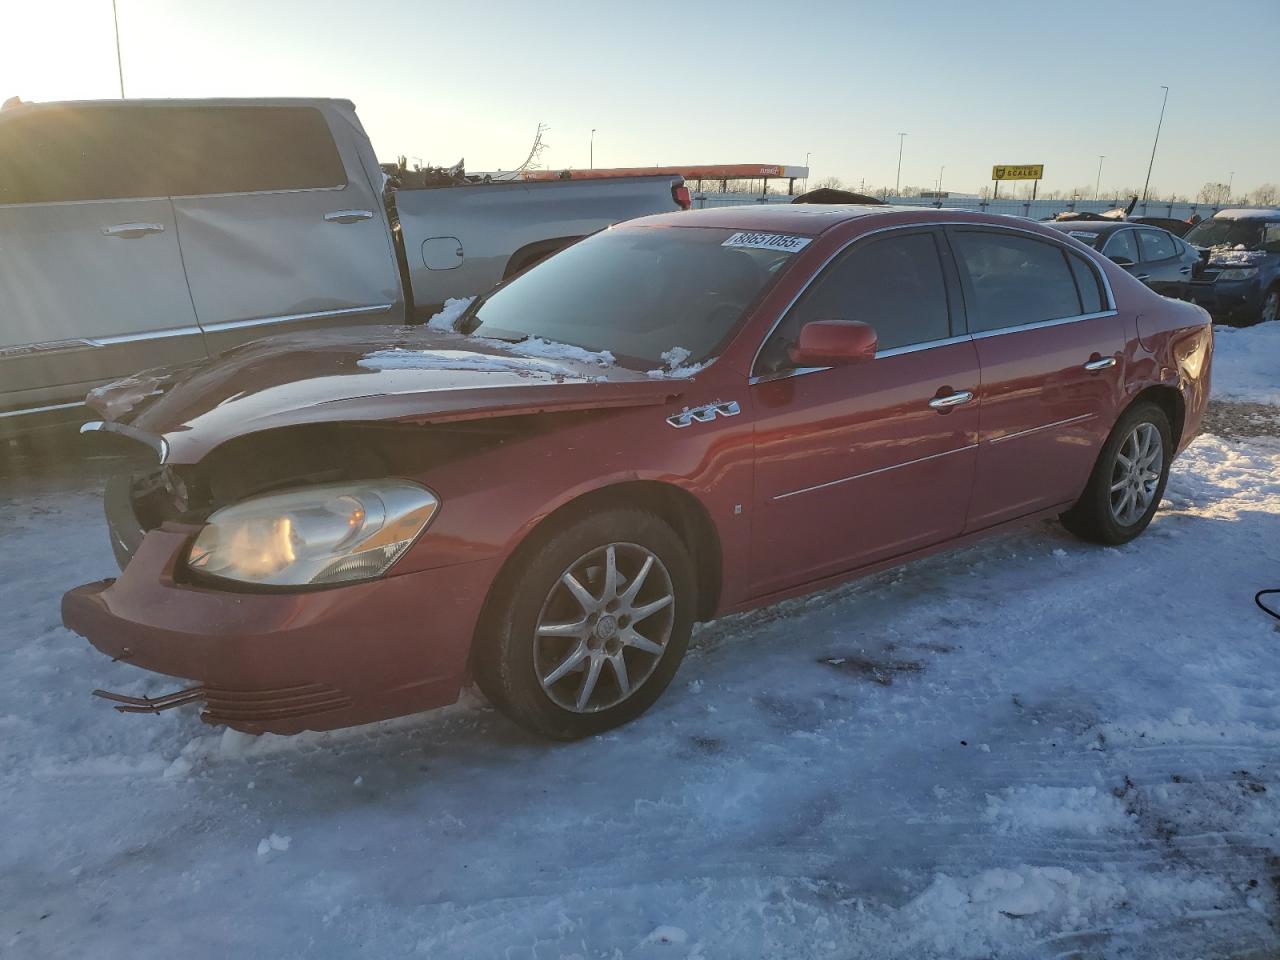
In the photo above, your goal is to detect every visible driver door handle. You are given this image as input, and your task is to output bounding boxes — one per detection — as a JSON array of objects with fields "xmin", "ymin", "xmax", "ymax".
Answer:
[
  {"xmin": 324, "ymin": 209, "xmax": 374, "ymax": 224},
  {"xmin": 102, "ymin": 222, "xmax": 165, "ymax": 239},
  {"xmin": 928, "ymin": 390, "xmax": 973, "ymax": 410},
  {"xmin": 1083, "ymin": 357, "xmax": 1117, "ymax": 371}
]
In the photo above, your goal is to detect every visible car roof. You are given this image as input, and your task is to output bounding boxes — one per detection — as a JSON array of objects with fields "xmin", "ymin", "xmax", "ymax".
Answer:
[
  {"xmin": 632, "ymin": 204, "xmax": 1037, "ymax": 236},
  {"xmin": 4, "ymin": 96, "xmax": 356, "ymax": 113},
  {"xmin": 1047, "ymin": 220, "xmax": 1135, "ymax": 235},
  {"xmin": 1211, "ymin": 208, "xmax": 1280, "ymax": 222}
]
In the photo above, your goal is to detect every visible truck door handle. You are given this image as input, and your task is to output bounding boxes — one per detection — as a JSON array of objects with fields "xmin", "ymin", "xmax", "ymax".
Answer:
[
  {"xmin": 324, "ymin": 209, "xmax": 374, "ymax": 224},
  {"xmin": 1083, "ymin": 357, "xmax": 1117, "ymax": 371},
  {"xmin": 928, "ymin": 390, "xmax": 973, "ymax": 410},
  {"xmin": 1135, "ymin": 273, "xmax": 1151, "ymax": 282},
  {"xmin": 1179, "ymin": 266, "xmax": 1192, "ymax": 274},
  {"xmin": 102, "ymin": 222, "xmax": 165, "ymax": 239}
]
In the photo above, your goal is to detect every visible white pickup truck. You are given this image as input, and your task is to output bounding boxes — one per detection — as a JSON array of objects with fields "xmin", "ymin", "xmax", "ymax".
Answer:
[{"xmin": 0, "ymin": 97, "xmax": 688, "ymax": 435}]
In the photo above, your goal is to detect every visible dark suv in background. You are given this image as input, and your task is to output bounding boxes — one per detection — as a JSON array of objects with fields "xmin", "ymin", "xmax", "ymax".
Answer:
[{"xmin": 1183, "ymin": 209, "xmax": 1280, "ymax": 326}]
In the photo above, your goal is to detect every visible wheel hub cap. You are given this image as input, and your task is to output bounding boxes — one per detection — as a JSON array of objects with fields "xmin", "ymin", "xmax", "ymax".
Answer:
[
  {"xmin": 533, "ymin": 542, "xmax": 676, "ymax": 714},
  {"xmin": 1109, "ymin": 422, "xmax": 1163, "ymax": 526}
]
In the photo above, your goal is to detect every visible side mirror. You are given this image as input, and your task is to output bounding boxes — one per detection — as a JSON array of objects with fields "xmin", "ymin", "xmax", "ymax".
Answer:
[
  {"xmin": 1107, "ymin": 254, "xmax": 1136, "ymax": 268},
  {"xmin": 788, "ymin": 320, "xmax": 878, "ymax": 368}
]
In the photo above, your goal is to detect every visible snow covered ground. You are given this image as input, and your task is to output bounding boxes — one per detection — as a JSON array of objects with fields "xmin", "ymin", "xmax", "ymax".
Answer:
[{"xmin": 2, "ymin": 323, "xmax": 1279, "ymax": 959}]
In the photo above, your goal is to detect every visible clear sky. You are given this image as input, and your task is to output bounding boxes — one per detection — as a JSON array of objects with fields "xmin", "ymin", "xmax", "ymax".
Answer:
[{"xmin": 3, "ymin": 0, "xmax": 1277, "ymax": 198}]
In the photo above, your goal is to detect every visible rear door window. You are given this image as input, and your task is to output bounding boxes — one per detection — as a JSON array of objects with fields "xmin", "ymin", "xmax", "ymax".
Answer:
[
  {"xmin": 154, "ymin": 106, "xmax": 347, "ymax": 196},
  {"xmin": 950, "ymin": 229, "xmax": 1083, "ymax": 333},
  {"xmin": 1137, "ymin": 229, "xmax": 1178, "ymax": 262},
  {"xmin": 1067, "ymin": 252, "xmax": 1106, "ymax": 313},
  {"xmin": 0, "ymin": 105, "xmax": 164, "ymax": 204}
]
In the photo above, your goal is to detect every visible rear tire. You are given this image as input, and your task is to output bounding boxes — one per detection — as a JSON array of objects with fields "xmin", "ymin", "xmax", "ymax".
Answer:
[
  {"xmin": 1260, "ymin": 286, "xmax": 1280, "ymax": 326},
  {"xmin": 472, "ymin": 507, "xmax": 695, "ymax": 740},
  {"xmin": 1061, "ymin": 401, "xmax": 1172, "ymax": 545}
]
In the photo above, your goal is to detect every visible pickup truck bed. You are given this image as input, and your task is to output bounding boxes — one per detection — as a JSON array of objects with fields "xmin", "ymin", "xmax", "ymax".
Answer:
[{"xmin": 394, "ymin": 175, "xmax": 687, "ymax": 315}]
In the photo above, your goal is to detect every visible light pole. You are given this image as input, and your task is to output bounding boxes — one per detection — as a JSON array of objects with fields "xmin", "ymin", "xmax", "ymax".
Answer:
[
  {"xmin": 112, "ymin": 0, "xmax": 125, "ymax": 98},
  {"xmin": 804, "ymin": 152, "xmax": 810, "ymax": 193},
  {"xmin": 1095, "ymin": 156, "xmax": 1105, "ymax": 201},
  {"xmin": 590, "ymin": 128, "xmax": 596, "ymax": 170},
  {"xmin": 936, "ymin": 165, "xmax": 945, "ymax": 195},
  {"xmin": 1141, "ymin": 85, "xmax": 1169, "ymax": 202},
  {"xmin": 895, "ymin": 133, "xmax": 907, "ymax": 196}
]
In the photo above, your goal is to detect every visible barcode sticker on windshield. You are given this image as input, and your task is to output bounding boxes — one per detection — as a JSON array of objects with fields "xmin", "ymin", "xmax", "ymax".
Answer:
[{"xmin": 722, "ymin": 232, "xmax": 812, "ymax": 253}]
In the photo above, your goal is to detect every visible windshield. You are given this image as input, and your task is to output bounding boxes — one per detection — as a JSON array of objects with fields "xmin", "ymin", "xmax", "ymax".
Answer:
[
  {"xmin": 462, "ymin": 225, "xmax": 800, "ymax": 369},
  {"xmin": 1184, "ymin": 219, "xmax": 1265, "ymax": 250}
]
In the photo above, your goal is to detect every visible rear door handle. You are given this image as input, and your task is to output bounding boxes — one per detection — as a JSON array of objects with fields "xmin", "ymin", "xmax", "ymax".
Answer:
[
  {"xmin": 102, "ymin": 222, "xmax": 165, "ymax": 239},
  {"xmin": 928, "ymin": 390, "xmax": 973, "ymax": 410},
  {"xmin": 1083, "ymin": 357, "xmax": 1117, "ymax": 371},
  {"xmin": 324, "ymin": 209, "xmax": 374, "ymax": 224},
  {"xmin": 1179, "ymin": 266, "xmax": 1192, "ymax": 274},
  {"xmin": 1135, "ymin": 273, "xmax": 1151, "ymax": 282}
]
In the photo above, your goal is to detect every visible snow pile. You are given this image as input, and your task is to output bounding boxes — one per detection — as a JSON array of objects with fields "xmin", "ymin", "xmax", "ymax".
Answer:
[
  {"xmin": 647, "ymin": 345, "xmax": 708, "ymax": 379},
  {"xmin": 484, "ymin": 336, "xmax": 614, "ymax": 367},
  {"xmin": 1211, "ymin": 320, "xmax": 1280, "ymax": 404},
  {"xmin": 1208, "ymin": 247, "xmax": 1265, "ymax": 267},
  {"xmin": 424, "ymin": 297, "xmax": 475, "ymax": 333},
  {"xmin": 369, "ymin": 297, "xmax": 616, "ymax": 374},
  {"xmin": 984, "ymin": 785, "xmax": 1134, "ymax": 835},
  {"xmin": 256, "ymin": 832, "xmax": 291, "ymax": 857},
  {"xmin": 356, "ymin": 347, "xmax": 573, "ymax": 376}
]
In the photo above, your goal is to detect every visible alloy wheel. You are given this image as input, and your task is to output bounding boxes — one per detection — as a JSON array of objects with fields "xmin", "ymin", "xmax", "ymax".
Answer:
[
  {"xmin": 533, "ymin": 542, "xmax": 676, "ymax": 713},
  {"xmin": 1109, "ymin": 422, "xmax": 1163, "ymax": 526}
]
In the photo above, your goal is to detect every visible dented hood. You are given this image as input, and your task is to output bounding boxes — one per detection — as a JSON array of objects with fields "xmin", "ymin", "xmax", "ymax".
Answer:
[{"xmin": 87, "ymin": 325, "xmax": 683, "ymax": 464}]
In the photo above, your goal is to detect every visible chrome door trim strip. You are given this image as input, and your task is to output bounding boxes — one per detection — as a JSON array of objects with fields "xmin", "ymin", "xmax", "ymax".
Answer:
[
  {"xmin": 989, "ymin": 413, "xmax": 1096, "ymax": 445},
  {"xmin": 2, "ymin": 327, "xmax": 204, "ymax": 357},
  {"xmin": 748, "ymin": 219, "xmax": 1118, "ymax": 377},
  {"xmin": 773, "ymin": 443, "xmax": 978, "ymax": 501},
  {"xmin": 200, "ymin": 302, "xmax": 394, "ymax": 334},
  {"xmin": 0, "ymin": 400, "xmax": 86, "ymax": 419}
]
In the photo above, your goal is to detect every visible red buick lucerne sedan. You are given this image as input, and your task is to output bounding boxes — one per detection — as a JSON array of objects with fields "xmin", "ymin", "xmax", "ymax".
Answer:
[{"xmin": 63, "ymin": 206, "xmax": 1212, "ymax": 740}]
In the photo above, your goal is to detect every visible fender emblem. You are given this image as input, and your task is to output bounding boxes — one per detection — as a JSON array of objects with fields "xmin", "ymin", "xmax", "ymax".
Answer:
[{"xmin": 666, "ymin": 400, "xmax": 741, "ymax": 429}]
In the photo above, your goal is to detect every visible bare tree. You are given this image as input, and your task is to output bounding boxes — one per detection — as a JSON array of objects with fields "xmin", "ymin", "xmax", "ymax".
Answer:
[
  {"xmin": 1248, "ymin": 183, "xmax": 1279, "ymax": 206},
  {"xmin": 1197, "ymin": 181, "xmax": 1231, "ymax": 205},
  {"xmin": 811, "ymin": 176, "xmax": 845, "ymax": 191}
]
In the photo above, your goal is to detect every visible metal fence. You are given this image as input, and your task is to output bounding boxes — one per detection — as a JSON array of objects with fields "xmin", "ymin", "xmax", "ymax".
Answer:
[{"xmin": 690, "ymin": 192, "xmax": 1268, "ymax": 222}]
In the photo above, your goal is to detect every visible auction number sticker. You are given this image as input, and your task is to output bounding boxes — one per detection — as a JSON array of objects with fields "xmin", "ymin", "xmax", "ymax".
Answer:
[{"xmin": 722, "ymin": 232, "xmax": 812, "ymax": 253}]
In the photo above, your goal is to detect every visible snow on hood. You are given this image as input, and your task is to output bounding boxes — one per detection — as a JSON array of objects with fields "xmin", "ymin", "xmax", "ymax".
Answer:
[
  {"xmin": 417, "ymin": 297, "xmax": 617, "ymax": 369},
  {"xmin": 646, "ymin": 346, "xmax": 708, "ymax": 380},
  {"xmin": 1208, "ymin": 246, "xmax": 1266, "ymax": 267}
]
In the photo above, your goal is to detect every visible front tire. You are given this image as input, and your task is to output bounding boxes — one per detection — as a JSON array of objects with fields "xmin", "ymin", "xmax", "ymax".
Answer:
[
  {"xmin": 1061, "ymin": 401, "xmax": 1172, "ymax": 545},
  {"xmin": 473, "ymin": 507, "xmax": 695, "ymax": 740}
]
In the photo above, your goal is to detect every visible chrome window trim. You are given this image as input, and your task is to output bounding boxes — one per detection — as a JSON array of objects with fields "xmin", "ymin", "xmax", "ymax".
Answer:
[
  {"xmin": 969, "ymin": 309, "xmax": 1118, "ymax": 341},
  {"xmin": 0, "ymin": 400, "xmax": 86, "ymax": 420},
  {"xmin": 989, "ymin": 413, "xmax": 1096, "ymax": 445},
  {"xmin": 773, "ymin": 443, "xmax": 978, "ymax": 501},
  {"xmin": 748, "ymin": 219, "xmax": 1118, "ymax": 378},
  {"xmin": 200, "ymin": 302, "xmax": 393, "ymax": 334},
  {"xmin": 875, "ymin": 333, "xmax": 972, "ymax": 359}
]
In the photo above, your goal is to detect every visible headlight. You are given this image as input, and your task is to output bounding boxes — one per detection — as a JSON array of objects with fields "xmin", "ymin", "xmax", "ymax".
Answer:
[
  {"xmin": 1216, "ymin": 267, "xmax": 1259, "ymax": 281},
  {"xmin": 187, "ymin": 480, "xmax": 439, "ymax": 587}
]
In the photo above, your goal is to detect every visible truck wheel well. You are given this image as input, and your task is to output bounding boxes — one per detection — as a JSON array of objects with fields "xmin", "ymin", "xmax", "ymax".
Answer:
[
  {"xmin": 1131, "ymin": 385, "xmax": 1185, "ymax": 450},
  {"xmin": 503, "ymin": 236, "xmax": 581, "ymax": 280},
  {"xmin": 487, "ymin": 481, "xmax": 723, "ymax": 625}
]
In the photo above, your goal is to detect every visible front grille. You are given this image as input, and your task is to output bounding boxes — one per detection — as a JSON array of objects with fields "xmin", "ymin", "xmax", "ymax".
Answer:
[{"xmin": 202, "ymin": 682, "xmax": 352, "ymax": 724}]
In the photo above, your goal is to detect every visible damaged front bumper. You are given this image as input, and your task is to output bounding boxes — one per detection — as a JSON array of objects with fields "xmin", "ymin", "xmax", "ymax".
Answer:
[{"xmin": 63, "ymin": 527, "xmax": 503, "ymax": 735}]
